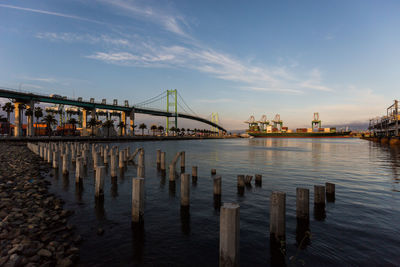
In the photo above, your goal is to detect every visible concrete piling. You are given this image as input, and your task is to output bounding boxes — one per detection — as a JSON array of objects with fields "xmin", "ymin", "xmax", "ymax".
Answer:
[
  {"xmin": 95, "ymin": 166, "xmax": 105, "ymax": 199},
  {"xmin": 270, "ymin": 192, "xmax": 286, "ymax": 242},
  {"xmin": 213, "ymin": 176, "xmax": 222, "ymax": 195},
  {"xmin": 296, "ymin": 188, "xmax": 309, "ymax": 220},
  {"xmin": 219, "ymin": 203, "xmax": 240, "ymax": 267},
  {"xmin": 131, "ymin": 177, "xmax": 145, "ymax": 223},
  {"xmin": 180, "ymin": 173, "xmax": 190, "ymax": 206}
]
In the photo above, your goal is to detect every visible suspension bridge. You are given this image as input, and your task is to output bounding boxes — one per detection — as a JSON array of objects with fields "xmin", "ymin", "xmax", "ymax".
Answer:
[{"xmin": 0, "ymin": 87, "xmax": 226, "ymax": 137}]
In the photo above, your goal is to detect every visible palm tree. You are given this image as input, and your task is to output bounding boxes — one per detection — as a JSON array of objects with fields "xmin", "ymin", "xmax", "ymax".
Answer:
[
  {"xmin": 176, "ymin": 128, "xmax": 181, "ymax": 136},
  {"xmin": 25, "ymin": 107, "xmax": 33, "ymax": 136},
  {"xmin": 34, "ymin": 107, "xmax": 43, "ymax": 135},
  {"xmin": 130, "ymin": 124, "xmax": 137, "ymax": 136},
  {"xmin": 150, "ymin": 124, "xmax": 157, "ymax": 136},
  {"xmin": 87, "ymin": 118, "xmax": 100, "ymax": 136},
  {"xmin": 158, "ymin": 125, "xmax": 164, "ymax": 135},
  {"xmin": 42, "ymin": 114, "xmax": 57, "ymax": 137},
  {"xmin": 117, "ymin": 121, "xmax": 126, "ymax": 136},
  {"xmin": 169, "ymin": 126, "xmax": 176, "ymax": 136},
  {"xmin": 139, "ymin": 123, "xmax": 147, "ymax": 136},
  {"xmin": 103, "ymin": 120, "xmax": 114, "ymax": 137},
  {"xmin": 2, "ymin": 102, "xmax": 14, "ymax": 135},
  {"xmin": 181, "ymin": 128, "xmax": 185, "ymax": 136}
]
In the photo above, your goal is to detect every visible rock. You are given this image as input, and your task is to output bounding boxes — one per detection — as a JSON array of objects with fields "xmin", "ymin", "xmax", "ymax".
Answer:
[
  {"xmin": 37, "ymin": 249, "xmax": 52, "ymax": 258},
  {"xmin": 97, "ymin": 228, "xmax": 104, "ymax": 235},
  {"xmin": 57, "ymin": 257, "xmax": 73, "ymax": 267}
]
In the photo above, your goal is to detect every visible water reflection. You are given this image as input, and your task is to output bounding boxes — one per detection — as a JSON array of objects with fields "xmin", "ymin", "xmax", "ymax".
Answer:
[
  {"xmin": 296, "ymin": 218, "xmax": 311, "ymax": 249},
  {"xmin": 213, "ymin": 194, "xmax": 221, "ymax": 211},
  {"xmin": 75, "ymin": 182, "xmax": 83, "ymax": 202},
  {"xmin": 314, "ymin": 204, "xmax": 326, "ymax": 221},
  {"xmin": 62, "ymin": 174, "xmax": 69, "ymax": 191},
  {"xmin": 111, "ymin": 177, "xmax": 118, "ymax": 198},
  {"xmin": 131, "ymin": 222, "xmax": 145, "ymax": 264},
  {"xmin": 270, "ymin": 234, "xmax": 286, "ymax": 267},
  {"xmin": 180, "ymin": 206, "xmax": 190, "ymax": 235},
  {"xmin": 169, "ymin": 181, "xmax": 176, "ymax": 197},
  {"xmin": 95, "ymin": 197, "xmax": 106, "ymax": 220}
]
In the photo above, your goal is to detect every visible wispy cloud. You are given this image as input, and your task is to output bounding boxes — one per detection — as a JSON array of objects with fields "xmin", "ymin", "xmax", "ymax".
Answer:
[
  {"xmin": 99, "ymin": 0, "xmax": 189, "ymax": 37},
  {"xmin": 20, "ymin": 76, "xmax": 57, "ymax": 83},
  {"xmin": 242, "ymin": 87, "xmax": 303, "ymax": 94},
  {"xmin": 36, "ymin": 32, "xmax": 130, "ymax": 46},
  {"xmin": 0, "ymin": 4, "xmax": 104, "ymax": 24}
]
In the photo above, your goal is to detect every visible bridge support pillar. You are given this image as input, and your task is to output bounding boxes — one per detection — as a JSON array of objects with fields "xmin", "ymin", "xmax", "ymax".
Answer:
[
  {"xmin": 121, "ymin": 111, "xmax": 127, "ymax": 136},
  {"xmin": 13, "ymin": 102, "xmax": 23, "ymax": 137},
  {"xmin": 26, "ymin": 101, "xmax": 34, "ymax": 136},
  {"xmin": 129, "ymin": 110, "xmax": 135, "ymax": 136}
]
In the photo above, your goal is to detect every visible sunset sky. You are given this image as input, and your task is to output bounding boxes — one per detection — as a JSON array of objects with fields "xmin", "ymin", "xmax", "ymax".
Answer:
[{"xmin": 1, "ymin": 0, "xmax": 399, "ymax": 130}]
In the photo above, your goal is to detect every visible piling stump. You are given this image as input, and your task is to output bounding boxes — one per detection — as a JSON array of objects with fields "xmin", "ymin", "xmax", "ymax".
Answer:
[
  {"xmin": 219, "ymin": 203, "xmax": 240, "ymax": 267},
  {"xmin": 326, "ymin": 182, "xmax": 335, "ymax": 202},
  {"xmin": 181, "ymin": 173, "xmax": 190, "ymax": 206},
  {"xmin": 132, "ymin": 177, "xmax": 145, "ymax": 223},
  {"xmin": 211, "ymin": 168, "xmax": 217, "ymax": 175},
  {"xmin": 214, "ymin": 176, "xmax": 222, "ymax": 195},
  {"xmin": 296, "ymin": 188, "xmax": 309, "ymax": 220},
  {"xmin": 95, "ymin": 166, "xmax": 106, "ymax": 199},
  {"xmin": 270, "ymin": 191, "xmax": 286, "ymax": 241}
]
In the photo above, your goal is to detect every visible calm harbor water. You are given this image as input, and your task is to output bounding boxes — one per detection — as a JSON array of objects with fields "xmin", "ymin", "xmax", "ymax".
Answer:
[{"xmin": 48, "ymin": 138, "xmax": 400, "ymax": 266}]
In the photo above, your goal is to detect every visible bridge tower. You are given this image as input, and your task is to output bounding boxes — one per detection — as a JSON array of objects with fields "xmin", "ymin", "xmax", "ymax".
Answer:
[
  {"xmin": 166, "ymin": 89, "xmax": 178, "ymax": 134},
  {"xmin": 211, "ymin": 113, "xmax": 219, "ymax": 134}
]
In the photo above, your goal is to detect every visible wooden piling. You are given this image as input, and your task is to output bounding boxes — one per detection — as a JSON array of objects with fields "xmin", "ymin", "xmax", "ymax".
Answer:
[
  {"xmin": 104, "ymin": 147, "xmax": 109, "ymax": 165},
  {"xmin": 219, "ymin": 203, "xmax": 240, "ymax": 267},
  {"xmin": 131, "ymin": 177, "xmax": 145, "ymax": 223},
  {"xmin": 213, "ymin": 176, "xmax": 222, "ymax": 195},
  {"xmin": 95, "ymin": 166, "xmax": 105, "ymax": 199},
  {"xmin": 75, "ymin": 157, "xmax": 83, "ymax": 184},
  {"xmin": 169, "ymin": 164, "xmax": 175, "ymax": 181},
  {"xmin": 160, "ymin": 152, "xmax": 166, "ymax": 172},
  {"xmin": 180, "ymin": 173, "xmax": 190, "ymax": 206},
  {"xmin": 296, "ymin": 188, "xmax": 309, "ymax": 220},
  {"xmin": 237, "ymin": 175, "xmax": 245, "ymax": 187},
  {"xmin": 119, "ymin": 150, "xmax": 124, "ymax": 169},
  {"xmin": 52, "ymin": 151, "xmax": 58, "ymax": 169},
  {"xmin": 47, "ymin": 149, "xmax": 52, "ymax": 164},
  {"xmin": 326, "ymin": 182, "xmax": 335, "ymax": 202},
  {"xmin": 180, "ymin": 151, "xmax": 185, "ymax": 171},
  {"xmin": 270, "ymin": 191, "xmax": 286, "ymax": 240},
  {"xmin": 314, "ymin": 185, "xmax": 326, "ymax": 206},
  {"xmin": 192, "ymin": 166, "xmax": 198, "ymax": 178},
  {"xmin": 62, "ymin": 154, "xmax": 69, "ymax": 175},
  {"xmin": 156, "ymin": 149, "xmax": 161, "ymax": 168},
  {"xmin": 255, "ymin": 174, "xmax": 262, "ymax": 185},
  {"xmin": 211, "ymin": 168, "xmax": 216, "ymax": 175},
  {"xmin": 245, "ymin": 175, "xmax": 253, "ymax": 184},
  {"xmin": 110, "ymin": 152, "xmax": 117, "ymax": 178}
]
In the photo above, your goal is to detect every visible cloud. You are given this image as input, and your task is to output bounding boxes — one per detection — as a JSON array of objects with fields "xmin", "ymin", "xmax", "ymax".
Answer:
[
  {"xmin": 99, "ymin": 0, "xmax": 189, "ymax": 37},
  {"xmin": 20, "ymin": 76, "xmax": 57, "ymax": 83},
  {"xmin": 242, "ymin": 87, "xmax": 303, "ymax": 94},
  {"xmin": 325, "ymin": 33, "xmax": 335, "ymax": 40},
  {"xmin": 0, "ymin": 4, "xmax": 104, "ymax": 24},
  {"xmin": 35, "ymin": 32, "xmax": 130, "ymax": 46}
]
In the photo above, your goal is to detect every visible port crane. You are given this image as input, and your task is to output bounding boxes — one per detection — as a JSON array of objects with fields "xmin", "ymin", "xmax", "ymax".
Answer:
[
  {"xmin": 272, "ymin": 114, "xmax": 283, "ymax": 131},
  {"xmin": 257, "ymin": 115, "xmax": 269, "ymax": 131}
]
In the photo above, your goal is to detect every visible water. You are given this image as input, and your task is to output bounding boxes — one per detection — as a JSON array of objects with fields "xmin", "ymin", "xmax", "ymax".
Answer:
[{"xmin": 48, "ymin": 138, "xmax": 400, "ymax": 266}]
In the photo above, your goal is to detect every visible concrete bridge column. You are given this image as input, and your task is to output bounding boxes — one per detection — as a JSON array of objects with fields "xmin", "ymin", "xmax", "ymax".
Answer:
[
  {"xmin": 82, "ymin": 109, "xmax": 88, "ymax": 129},
  {"xmin": 26, "ymin": 102, "xmax": 34, "ymax": 136},
  {"xmin": 130, "ymin": 110, "xmax": 135, "ymax": 136},
  {"xmin": 13, "ymin": 102, "xmax": 23, "ymax": 137},
  {"xmin": 121, "ymin": 111, "xmax": 127, "ymax": 136}
]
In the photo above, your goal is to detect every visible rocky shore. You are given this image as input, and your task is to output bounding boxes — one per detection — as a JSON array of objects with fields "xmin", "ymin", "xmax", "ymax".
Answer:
[{"xmin": 0, "ymin": 143, "xmax": 80, "ymax": 266}]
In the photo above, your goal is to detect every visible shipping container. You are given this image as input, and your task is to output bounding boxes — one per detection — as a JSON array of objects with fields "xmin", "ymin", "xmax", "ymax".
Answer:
[{"xmin": 307, "ymin": 128, "xmax": 312, "ymax": 133}]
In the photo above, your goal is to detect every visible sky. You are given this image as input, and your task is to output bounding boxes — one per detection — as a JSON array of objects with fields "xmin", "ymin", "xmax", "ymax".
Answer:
[{"xmin": 0, "ymin": 0, "xmax": 399, "ymax": 130}]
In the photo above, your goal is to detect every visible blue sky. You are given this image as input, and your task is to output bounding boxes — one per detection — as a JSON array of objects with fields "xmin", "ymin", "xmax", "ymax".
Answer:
[{"xmin": 0, "ymin": 0, "xmax": 399, "ymax": 130}]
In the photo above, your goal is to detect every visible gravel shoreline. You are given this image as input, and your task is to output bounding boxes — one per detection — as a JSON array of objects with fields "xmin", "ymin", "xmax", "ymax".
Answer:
[{"xmin": 0, "ymin": 143, "xmax": 80, "ymax": 267}]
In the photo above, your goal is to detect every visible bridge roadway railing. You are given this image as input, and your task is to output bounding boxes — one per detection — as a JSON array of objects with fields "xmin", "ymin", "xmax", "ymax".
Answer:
[{"xmin": 0, "ymin": 88, "xmax": 227, "ymax": 132}]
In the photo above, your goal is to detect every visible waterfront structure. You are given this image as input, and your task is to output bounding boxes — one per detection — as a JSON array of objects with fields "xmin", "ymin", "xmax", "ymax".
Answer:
[
  {"xmin": 0, "ymin": 88, "xmax": 226, "ymax": 137},
  {"xmin": 368, "ymin": 100, "xmax": 399, "ymax": 137}
]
